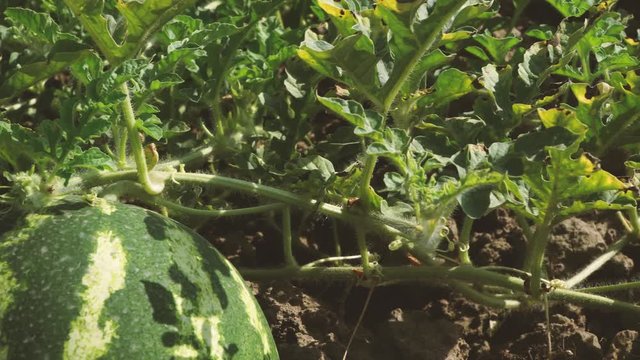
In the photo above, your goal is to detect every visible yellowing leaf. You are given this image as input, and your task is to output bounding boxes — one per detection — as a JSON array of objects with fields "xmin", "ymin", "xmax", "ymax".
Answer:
[
  {"xmin": 570, "ymin": 83, "xmax": 594, "ymax": 104},
  {"xmin": 376, "ymin": 0, "xmax": 421, "ymax": 13},
  {"xmin": 537, "ymin": 108, "xmax": 587, "ymax": 134},
  {"xmin": 317, "ymin": 0, "xmax": 353, "ymax": 19},
  {"xmin": 512, "ymin": 103, "xmax": 532, "ymax": 116}
]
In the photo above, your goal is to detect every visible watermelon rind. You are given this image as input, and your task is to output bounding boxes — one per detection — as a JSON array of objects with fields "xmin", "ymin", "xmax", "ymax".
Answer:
[{"xmin": 0, "ymin": 198, "xmax": 278, "ymax": 360}]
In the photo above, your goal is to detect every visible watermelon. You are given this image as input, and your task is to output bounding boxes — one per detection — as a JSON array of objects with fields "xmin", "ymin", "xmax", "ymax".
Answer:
[{"xmin": 0, "ymin": 198, "xmax": 278, "ymax": 359}]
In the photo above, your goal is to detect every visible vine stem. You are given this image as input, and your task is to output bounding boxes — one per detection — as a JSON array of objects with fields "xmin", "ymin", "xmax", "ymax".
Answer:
[
  {"xmin": 458, "ymin": 216, "xmax": 473, "ymax": 265},
  {"xmin": 101, "ymin": 180, "xmax": 284, "ymax": 217},
  {"xmin": 114, "ymin": 124, "xmax": 128, "ymax": 169},
  {"xmin": 356, "ymin": 227, "xmax": 371, "ymax": 272},
  {"xmin": 81, "ymin": 170, "xmax": 405, "ymax": 237},
  {"xmin": 119, "ymin": 82, "xmax": 164, "ymax": 195},
  {"xmin": 524, "ymin": 178, "xmax": 560, "ymax": 296},
  {"xmin": 238, "ymin": 265, "xmax": 640, "ymax": 315},
  {"xmin": 577, "ymin": 281, "xmax": 640, "ymax": 294},
  {"xmin": 301, "ymin": 255, "xmax": 361, "ymax": 268},
  {"xmin": 282, "ymin": 206, "xmax": 298, "ymax": 267}
]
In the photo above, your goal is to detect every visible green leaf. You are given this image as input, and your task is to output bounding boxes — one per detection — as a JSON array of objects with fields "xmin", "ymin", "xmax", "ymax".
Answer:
[
  {"xmin": 379, "ymin": 0, "xmax": 469, "ymax": 104},
  {"xmin": 458, "ymin": 185, "xmax": 493, "ymax": 219},
  {"xmin": 69, "ymin": 52, "xmax": 103, "ymax": 85},
  {"xmin": 284, "ymin": 70, "xmax": 306, "ymax": 99},
  {"xmin": 402, "ymin": 49, "xmax": 454, "ymax": 94},
  {"xmin": 525, "ymin": 25, "xmax": 555, "ymax": 41},
  {"xmin": 137, "ymin": 114, "xmax": 164, "ymax": 141},
  {"xmin": 415, "ymin": 68, "xmax": 474, "ymax": 108},
  {"xmin": 149, "ymin": 73, "xmax": 184, "ymax": 91},
  {"xmin": 546, "ymin": 0, "xmax": 595, "ymax": 17},
  {"xmin": 5, "ymin": 7, "xmax": 77, "ymax": 45},
  {"xmin": 317, "ymin": 95, "xmax": 383, "ymax": 138},
  {"xmin": 299, "ymin": 155, "xmax": 335, "ymax": 181},
  {"xmin": 298, "ymin": 32, "xmax": 382, "ymax": 106},
  {"xmin": 558, "ymin": 194, "xmax": 635, "ymax": 218},
  {"xmin": 513, "ymin": 127, "xmax": 579, "ymax": 160},
  {"xmin": 0, "ymin": 41, "xmax": 94, "ymax": 100},
  {"xmin": 367, "ymin": 128, "xmax": 410, "ymax": 156},
  {"xmin": 473, "ymin": 32, "xmax": 521, "ymax": 64},
  {"xmin": 79, "ymin": 116, "xmax": 112, "ymax": 140},
  {"xmin": 66, "ymin": 147, "xmax": 114, "ymax": 170},
  {"xmin": 62, "ymin": 0, "xmax": 198, "ymax": 64},
  {"xmin": 316, "ymin": 0, "xmax": 359, "ymax": 36},
  {"xmin": 0, "ymin": 121, "xmax": 41, "ymax": 170}
]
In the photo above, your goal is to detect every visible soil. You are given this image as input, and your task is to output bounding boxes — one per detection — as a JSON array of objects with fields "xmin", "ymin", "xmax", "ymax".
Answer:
[{"xmin": 208, "ymin": 208, "xmax": 640, "ymax": 359}]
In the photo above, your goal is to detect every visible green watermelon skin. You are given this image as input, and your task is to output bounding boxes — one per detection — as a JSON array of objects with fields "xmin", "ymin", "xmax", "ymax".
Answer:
[{"xmin": 0, "ymin": 199, "xmax": 278, "ymax": 360}]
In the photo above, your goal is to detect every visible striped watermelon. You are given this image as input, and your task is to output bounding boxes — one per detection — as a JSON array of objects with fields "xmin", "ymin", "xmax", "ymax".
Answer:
[{"xmin": 0, "ymin": 198, "xmax": 278, "ymax": 359}]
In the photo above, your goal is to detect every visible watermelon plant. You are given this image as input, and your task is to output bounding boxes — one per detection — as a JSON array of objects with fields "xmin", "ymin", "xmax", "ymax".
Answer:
[{"xmin": 1, "ymin": 0, "xmax": 640, "ymax": 357}]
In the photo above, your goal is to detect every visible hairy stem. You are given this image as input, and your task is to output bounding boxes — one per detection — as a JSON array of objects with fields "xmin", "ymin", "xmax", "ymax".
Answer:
[
  {"xmin": 458, "ymin": 216, "xmax": 473, "ymax": 265},
  {"xmin": 451, "ymin": 281, "xmax": 521, "ymax": 309},
  {"xmin": 102, "ymin": 180, "xmax": 284, "ymax": 217},
  {"xmin": 119, "ymin": 82, "xmax": 164, "ymax": 194},
  {"xmin": 356, "ymin": 227, "xmax": 371, "ymax": 272},
  {"xmin": 578, "ymin": 281, "xmax": 640, "ymax": 294},
  {"xmin": 82, "ymin": 170, "xmax": 405, "ymax": 237},
  {"xmin": 114, "ymin": 124, "xmax": 128, "ymax": 169},
  {"xmin": 524, "ymin": 178, "xmax": 560, "ymax": 296}
]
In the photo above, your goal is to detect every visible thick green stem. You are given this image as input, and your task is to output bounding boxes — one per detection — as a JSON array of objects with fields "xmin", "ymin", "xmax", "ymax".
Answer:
[
  {"xmin": 114, "ymin": 125, "xmax": 128, "ymax": 169},
  {"xmin": 577, "ymin": 281, "xmax": 640, "ymax": 294},
  {"xmin": 524, "ymin": 184, "xmax": 559, "ymax": 296},
  {"xmin": 81, "ymin": 170, "xmax": 405, "ymax": 237},
  {"xmin": 515, "ymin": 211, "xmax": 534, "ymax": 242},
  {"xmin": 282, "ymin": 206, "xmax": 298, "ymax": 267},
  {"xmin": 509, "ymin": 0, "xmax": 531, "ymax": 30},
  {"xmin": 358, "ymin": 155, "xmax": 378, "ymax": 209},
  {"xmin": 356, "ymin": 227, "xmax": 371, "ymax": 272},
  {"xmin": 627, "ymin": 208, "xmax": 640, "ymax": 236},
  {"xmin": 332, "ymin": 218, "xmax": 342, "ymax": 259},
  {"xmin": 549, "ymin": 288, "xmax": 640, "ymax": 316},
  {"xmin": 525, "ymin": 219, "xmax": 554, "ymax": 297},
  {"xmin": 102, "ymin": 180, "xmax": 284, "ymax": 217},
  {"xmin": 451, "ymin": 281, "xmax": 521, "ymax": 309},
  {"xmin": 241, "ymin": 265, "xmax": 524, "ymax": 290},
  {"xmin": 119, "ymin": 82, "xmax": 164, "ymax": 194},
  {"xmin": 458, "ymin": 216, "xmax": 473, "ymax": 266},
  {"xmin": 150, "ymin": 197, "xmax": 283, "ymax": 217}
]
